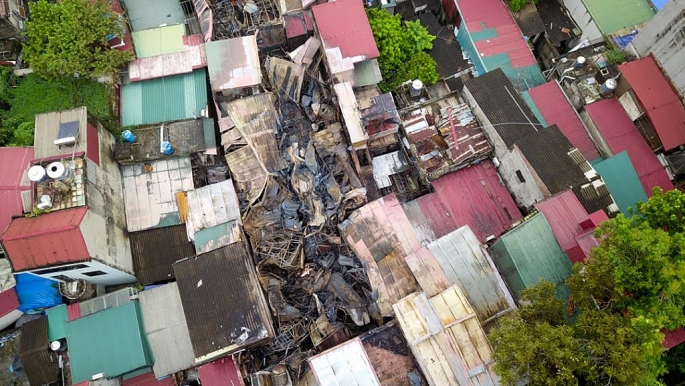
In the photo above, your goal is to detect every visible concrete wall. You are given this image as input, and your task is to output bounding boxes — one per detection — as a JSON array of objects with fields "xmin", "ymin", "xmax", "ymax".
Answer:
[
  {"xmin": 0, "ymin": 1, "xmax": 24, "ymax": 40},
  {"xmin": 563, "ymin": 0, "xmax": 603, "ymax": 44},
  {"xmin": 629, "ymin": 0, "xmax": 685, "ymax": 99},
  {"xmin": 461, "ymin": 86, "xmax": 509, "ymax": 160},
  {"xmin": 499, "ymin": 146, "xmax": 549, "ymax": 211},
  {"xmin": 81, "ymin": 209, "xmax": 133, "ymax": 277}
]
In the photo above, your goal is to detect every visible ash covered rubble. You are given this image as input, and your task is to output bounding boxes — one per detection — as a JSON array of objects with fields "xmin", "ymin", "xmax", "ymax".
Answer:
[{"xmin": 222, "ymin": 49, "xmax": 382, "ymax": 382}]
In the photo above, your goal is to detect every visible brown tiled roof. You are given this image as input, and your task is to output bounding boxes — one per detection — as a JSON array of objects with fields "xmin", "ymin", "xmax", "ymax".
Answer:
[{"xmin": 130, "ymin": 225, "xmax": 195, "ymax": 285}]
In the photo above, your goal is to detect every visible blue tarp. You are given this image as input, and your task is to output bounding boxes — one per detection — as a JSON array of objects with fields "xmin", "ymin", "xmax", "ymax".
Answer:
[
  {"xmin": 651, "ymin": 0, "xmax": 668, "ymax": 11},
  {"xmin": 614, "ymin": 31, "xmax": 639, "ymax": 49},
  {"xmin": 14, "ymin": 274, "xmax": 62, "ymax": 312}
]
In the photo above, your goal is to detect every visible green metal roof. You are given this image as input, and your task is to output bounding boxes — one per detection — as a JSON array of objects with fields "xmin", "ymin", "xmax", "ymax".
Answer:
[
  {"xmin": 121, "ymin": 69, "xmax": 209, "ymax": 126},
  {"xmin": 490, "ymin": 213, "xmax": 571, "ymax": 300},
  {"xmin": 131, "ymin": 24, "xmax": 186, "ymax": 58},
  {"xmin": 521, "ymin": 91, "xmax": 549, "ymax": 127},
  {"xmin": 121, "ymin": 0, "xmax": 186, "ymax": 32},
  {"xmin": 67, "ymin": 301, "xmax": 153, "ymax": 383},
  {"xmin": 593, "ymin": 151, "xmax": 647, "ymax": 215},
  {"xmin": 582, "ymin": 0, "xmax": 655, "ymax": 35},
  {"xmin": 46, "ymin": 305, "xmax": 67, "ymax": 342}
]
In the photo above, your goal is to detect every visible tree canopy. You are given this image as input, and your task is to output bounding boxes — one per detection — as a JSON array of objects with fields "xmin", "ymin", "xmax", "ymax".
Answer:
[
  {"xmin": 366, "ymin": 9, "xmax": 439, "ymax": 92},
  {"xmin": 490, "ymin": 188, "xmax": 685, "ymax": 385},
  {"xmin": 23, "ymin": 0, "xmax": 132, "ymax": 79}
]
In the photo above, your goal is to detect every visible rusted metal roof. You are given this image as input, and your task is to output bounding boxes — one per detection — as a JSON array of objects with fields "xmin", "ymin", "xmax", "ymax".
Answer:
[
  {"xmin": 339, "ymin": 194, "xmax": 421, "ymax": 316},
  {"xmin": 359, "ymin": 320, "xmax": 423, "ymax": 386},
  {"xmin": 312, "ymin": 0, "xmax": 379, "ymax": 74},
  {"xmin": 128, "ymin": 35, "xmax": 207, "ymax": 82},
  {"xmin": 19, "ymin": 316, "xmax": 58, "ymax": 386},
  {"xmin": 185, "ymin": 179, "xmax": 242, "ymax": 254},
  {"xmin": 130, "ymin": 225, "xmax": 195, "ymax": 285},
  {"xmin": 206, "ymin": 36, "xmax": 261, "ymax": 92},
  {"xmin": 334, "ymin": 82, "xmax": 367, "ymax": 149},
  {"xmin": 0, "ymin": 147, "xmax": 33, "ymax": 235},
  {"xmin": 173, "ymin": 242, "xmax": 275, "ymax": 362},
  {"xmin": 1, "ymin": 207, "xmax": 89, "ymax": 271},
  {"xmin": 0, "ymin": 288, "xmax": 19, "ymax": 318}
]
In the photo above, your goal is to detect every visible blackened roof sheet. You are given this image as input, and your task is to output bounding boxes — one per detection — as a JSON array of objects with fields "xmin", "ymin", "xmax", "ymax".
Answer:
[
  {"xmin": 131, "ymin": 225, "xmax": 195, "ymax": 285},
  {"xmin": 173, "ymin": 242, "xmax": 275, "ymax": 362},
  {"xmin": 463, "ymin": 69, "xmax": 540, "ymax": 147},
  {"xmin": 19, "ymin": 316, "xmax": 58, "ymax": 386}
]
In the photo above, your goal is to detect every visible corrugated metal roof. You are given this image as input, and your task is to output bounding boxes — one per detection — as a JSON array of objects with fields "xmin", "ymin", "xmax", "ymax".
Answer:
[
  {"xmin": 490, "ymin": 213, "xmax": 571, "ymax": 299},
  {"xmin": 402, "ymin": 193, "xmax": 459, "ymax": 245},
  {"xmin": 528, "ymin": 81, "xmax": 601, "ymax": 161},
  {"xmin": 425, "ymin": 226, "xmax": 516, "ymax": 325},
  {"xmin": 359, "ymin": 320, "xmax": 422, "ymax": 385},
  {"xmin": 1, "ymin": 207, "xmax": 89, "ymax": 271},
  {"xmin": 19, "ymin": 316, "xmax": 58, "ymax": 386},
  {"xmin": 128, "ymin": 35, "xmax": 207, "ymax": 82},
  {"xmin": 122, "ymin": 157, "xmax": 194, "ymax": 232},
  {"xmin": 0, "ymin": 287, "xmax": 19, "ymax": 319},
  {"xmin": 205, "ymin": 36, "xmax": 261, "ymax": 92},
  {"xmin": 139, "ymin": 283, "xmax": 195, "ymax": 377},
  {"xmin": 312, "ymin": 0, "xmax": 379, "ymax": 74},
  {"xmin": 122, "ymin": 371, "xmax": 175, "ymax": 386},
  {"xmin": 46, "ymin": 304, "xmax": 67, "ymax": 341},
  {"xmin": 339, "ymin": 194, "xmax": 421, "ymax": 317},
  {"xmin": 585, "ymin": 98, "xmax": 673, "ymax": 195},
  {"xmin": 173, "ymin": 242, "xmax": 275, "ymax": 362},
  {"xmin": 186, "ymin": 180, "xmax": 242, "ymax": 253},
  {"xmin": 196, "ymin": 357, "xmax": 244, "ymax": 386},
  {"xmin": 0, "ymin": 147, "xmax": 33, "ymax": 235},
  {"xmin": 583, "ymin": 0, "xmax": 655, "ymax": 35},
  {"xmin": 431, "ymin": 160, "xmax": 523, "ymax": 243},
  {"xmin": 67, "ymin": 301, "xmax": 152, "ymax": 383},
  {"xmin": 131, "ymin": 24, "xmax": 185, "ymax": 58},
  {"xmin": 393, "ymin": 285, "xmax": 499, "ymax": 385},
  {"xmin": 335, "ymin": 81, "xmax": 367, "ymax": 148},
  {"xmin": 121, "ymin": 69, "xmax": 209, "ymax": 127},
  {"xmin": 663, "ymin": 327, "xmax": 685, "ymax": 350},
  {"xmin": 309, "ymin": 338, "xmax": 382, "ymax": 386},
  {"xmin": 130, "ymin": 225, "xmax": 195, "ymax": 285},
  {"xmin": 593, "ymin": 152, "xmax": 648, "ymax": 215},
  {"xmin": 512, "ymin": 1, "xmax": 546, "ymax": 37},
  {"xmin": 463, "ymin": 69, "xmax": 541, "ymax": 148},
  {"xmin": 34, "ymin": 107, "xmax": 89, "ymax": 160},
  {"xmin": 619, "ymin": 56, "xmax": 685, "ymax": 151},
  {"xmin": 121, "ymin": 0, "xmax": 186, "ymax": 32},
  {"xmin": 534, "ymin": 190, "xmax": 589, "ymax": 253}
]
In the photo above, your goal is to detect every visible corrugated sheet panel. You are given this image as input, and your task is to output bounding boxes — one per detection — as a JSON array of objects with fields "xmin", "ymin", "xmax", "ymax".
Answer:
[
  {"xmin": 309, "ymin": 339, "xmax": 382, "ymax": 386},
  {"xmin": 312, "ymin": 0, "xmax": 379, "ymax": 63},
  {"xmin": 582, "ymin": 0, "xmax": 655, "ymax": 35},
  {"xmin": 173, "ymin": 242, "xmax": 275, "ymax": 362},
  {"xmin": 19, "ymin": 316, "xmax": 58, "ymax": 386},
  {"xmin": 121, "ymin": 69, "xmax": 208, "ymax": 126},
  {"xmin": 534, "ymin": 190, "xmax": 589, "ymax": 251},
  {"xmin": 67, "ymin": 301, "xmax": 153, "ymax": 383},
  {"xmin": 0, "ymin": 147, "xmax": 33, "ymax": 235},
  {"xmin": 359, "ymin": 320, "xmax": 422, "ymax": 385},
  {"xmin": 131, "ymin": 24, "xmax": 185, "ymax": 58},
  {"xmin": 46, "ymin": 304, "xmax": 68, "ymax": 341},
  {"xmin": 0, "ymin": 287, "xmax": 19, "ymax": 317},
  {"xmin": 128, "ymin": 42, "xmax": 207, "ymax": 82},
  {"xmin": 619, "ymin": 56, "xmax": 685, "ymax": 151},
  {"xmin": 585, "ymin": 98, "xmax": 673, "ymax": 195},
  {"xmin": 122, "ymin": 371, "xmax": 175, "ymax": 386},
  {"xmin": 121, "ymin": 0, "xmax": 185, "ymax": 32},
  {"xmin": 431, "ymin": 160, "xmax": 523, "ymax": 243},
  {"xmin": 185, "ymin": 179, "xmax": 241, "ymax": 242},
  {"xmin": 139, "ymin": 283, "xmax": 195, "ymax": 378},
  {"xmin": 339, "ymin": 194, "xmax": 421, "ymax": 316},
  {"xmin": 393, "ymin": 286, "xmax": 499, "ymax": 386},
  {"xmin": 205, "ymin": 36, "xmax": 261, "ymax": 92},
  {"xmin": 131, "ymin": 224, "xmax": 195, "ymax": 285},
  {"xmin": 426, "ymin": 226, "xmax": 516, "ymax": 325},
  {"xmin": 593, "ymin": 152, "xmax": 648, "ymax": 215},
  {"xmin": 489, "ymin": 213, "xmax": 572, "ymax": 300},
  {"xmin": 79, "ymin": 287, "xmax": 137, "ymax": 317},
  {"xmin": 520, "ymin": 90, "xmax": 549, "ymax": 127},
  {"xmin": 463, "ymin": 69, "xmax": 541, "ymax": 147},
  {"xmin": 196, "ymin": 357, "xmax": 244, "ymax": 386},
  {"xmin": 1, "ymin": 207, "xmax": 89, "ymax": 271},
  {"xmin": 528, "ymin": 81, "xmax": 601, "ymax": 161}
]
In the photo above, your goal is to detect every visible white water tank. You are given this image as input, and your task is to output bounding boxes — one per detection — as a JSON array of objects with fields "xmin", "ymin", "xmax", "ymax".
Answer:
[
  {"xmin": 410, "ymin": 79, "xmax": 424, "ymax": 97},
  {"xmin": 601, "ymin": 78, "xmax": 617, "ymax": 95},
  {"xmin": 573, "ymin": 56, "xmax": 586, "ymax": 68},
  {"xmin": 46, "ymin": 162, "xmax": 73, "ymax": 183},
  {"xmin": 27, "ymin": 165, "xmax": 48, "ymax": 183}
]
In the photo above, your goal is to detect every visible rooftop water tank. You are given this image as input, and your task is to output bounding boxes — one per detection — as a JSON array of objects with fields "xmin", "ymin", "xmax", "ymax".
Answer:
[
  {"xmin": 601, "ymin": 78, "xmax": 617, "ymax": 95},
  {"xmin": 573, "ymin": 56, "xmax": 586, "ymax": 68},
  {"xmin": 46, "ymin": 162, "xmax": 71, "ymax": 181},
  {"xmin": 410, "ymin": 79, "xmax": 423, "ymax": 97},
  {"xmin": 121, "ymin": 130, "xmax": 136, "ymax": 143},
  {"xmin": 161, "ymin": 141, "xmax": 175, "ymax": 156},
  {"xmin": 27, "ymin": 165, "xmax": 48, "ymax": 183}
]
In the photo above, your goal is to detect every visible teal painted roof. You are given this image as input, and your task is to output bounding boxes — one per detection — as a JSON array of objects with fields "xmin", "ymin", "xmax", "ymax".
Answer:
[
  {"xmin": 46, "ymin": 304, "xmax": 67, "ymax": 342},
  {"xmin": 583, "ymin": 0, "xmax": 655, "ymax": 35},
  {"xmin": 67, "ymin": 301, "xmax": 153, "ymax": 383},
  {"xmin": 122, "ymin": 69, "xmax": 208, "ymax": 126},
  {"xmin": 593, "ymin": 151, "xmax": 647, "ymax": 215},
  {"xmin": 131, "ymin": 24, "xmax": 185, "ymax": 58},
  {"xmin": 521, "ymin": 91, "xmax": 549, "ymax": 127},
  {"xmin": 491, "ymin": 213, "xmax": 571, "ymax": 298}
]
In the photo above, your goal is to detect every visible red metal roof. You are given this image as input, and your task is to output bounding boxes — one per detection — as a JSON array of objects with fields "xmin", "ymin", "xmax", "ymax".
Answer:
[
  {"xmin": 312, "ymin": 0, "xmax": 379, "ymax": 61},
  {"xmin": 534, "ymin": 190, "xmax": 589, "ymax": 252},
  {"xmin": 457, "ymin": 0, "xmax": 538, "ymax": 68},
  {"xmin": 197, "ymin": 356, "xmax": 244, "ymax": 386},
  {"xmin": 586, "ymin": 98, "xmax": 673, "ymax": 195},
  {"xmin": 67, "ymin": 303, "xmax": 81, "ymax": 321},
  {"xmin": 0, "ymin": 207, "xmax": 89, "ymax": 271},
  {"xmin": 123, "ymin": 371, "xmax": 174, "ymax": 386},
  {"xmin": 619, "ymin": 57, "xmax": 685, "ymax": 151},
  {"xmin": 0, "ymin": 147, "xmax": 33, "ymax": 234},
  {"xmin": 430, "ymin": 160, "xmax": 523, "ymax": 243},
  {"xmin": 528, "ymin": 82, "xmax": 600, "ymax": 161},
  {"xmin": 0, "ymin": 288, "xmax": 19, "ymax": 317},
  {"xmin": 663, "ymin": 327, "xmax": 685, "ymax": 349}
]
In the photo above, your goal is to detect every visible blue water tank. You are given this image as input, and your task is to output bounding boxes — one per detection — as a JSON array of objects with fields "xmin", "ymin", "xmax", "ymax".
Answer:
[
  {"xmin": 121, "ymin": 130, "xmax": 136, "ymax": 143},
  {"xmin": 161, "ymin": 141, "xmax": 175, "ymax": 155}
]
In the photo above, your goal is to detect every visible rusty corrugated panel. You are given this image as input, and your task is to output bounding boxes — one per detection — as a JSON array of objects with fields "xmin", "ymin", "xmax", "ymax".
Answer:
[
  {"xmin": 173, "ymin": 242, "xmax": 275, "ymax": 362},
  {"xmin": 19, "ymin": 316, "xmax": 58, "ymax": 386},
  {"xmin": 360, "ymin": 320, "xmax": 425, "ymax": 386},
  {"xmin": 130, "ymin": 225, "xmax": 195, "ymax": 285}
]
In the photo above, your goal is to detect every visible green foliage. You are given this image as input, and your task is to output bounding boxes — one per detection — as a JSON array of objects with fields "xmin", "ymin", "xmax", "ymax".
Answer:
[
  {"xmin": 508, "ymin": 0, "xmax": 539, "ymax": 12},
  {"xmin": 605, "ymin": 46, "xmax": 627, "ymax": 65},
  {"xmin": 0, "ymin": 74, "xmax": 116, "ymax": 146},
  {"xmin": 366, "ymin": 8, "xmax": 438, "ymax": 92},
  {"xmin": 23, "ymin": 0, "xmax": 132, "ymax": 79}
]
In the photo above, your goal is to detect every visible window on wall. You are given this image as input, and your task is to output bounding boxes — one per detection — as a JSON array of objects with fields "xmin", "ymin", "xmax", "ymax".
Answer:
[
  {"xmin": 516, "ymin": 170, "xmax": 526, "ymax": 183},
  {"xmin": 52, "ymin": 275, "xmax": 73, "ymax": 282},
  {"xmin": 34, "ymin": 264, "xmax": 90, "ymax": 275},
  {"xmin": 82, "ymin": 270, "xmax": 107, "ymax": 277}
]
